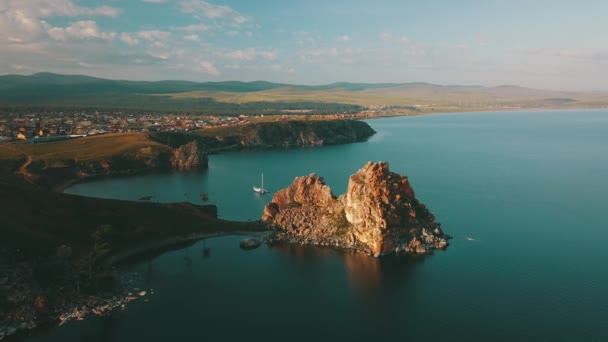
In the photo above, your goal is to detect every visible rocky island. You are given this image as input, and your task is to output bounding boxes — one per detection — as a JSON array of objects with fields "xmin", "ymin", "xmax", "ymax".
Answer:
[{"xmin": 263, "ymin": 162, "xmax": 449, "ymax": 257}]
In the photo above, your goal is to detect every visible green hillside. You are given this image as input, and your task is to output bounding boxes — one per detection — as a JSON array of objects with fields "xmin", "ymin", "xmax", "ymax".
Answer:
[{"xmin": 1, "ymin": 72, "xmax": 608, "ymax": 114}]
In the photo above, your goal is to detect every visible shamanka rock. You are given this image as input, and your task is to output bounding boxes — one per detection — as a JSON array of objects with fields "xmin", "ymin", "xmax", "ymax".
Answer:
[{"xmin": 262, "ymin": 162, "xmax": 449, "ymax": 257}]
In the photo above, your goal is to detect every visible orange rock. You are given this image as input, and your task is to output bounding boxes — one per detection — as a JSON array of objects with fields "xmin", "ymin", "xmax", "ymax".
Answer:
[{"xmin": 263, "ymin": 162, "xmax": 447, "ymax": 257}]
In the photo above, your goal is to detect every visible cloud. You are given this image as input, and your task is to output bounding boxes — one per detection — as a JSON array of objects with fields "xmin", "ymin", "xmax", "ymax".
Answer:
[
  {"xmin": 136, "ymin": 30, "xmax": 171, "ymax": 42},
  {"xmin": 223, "ymin": 48, "xmax": 277, "ymax": 61},
  {"xmin": 259, "ymin": 50, "xmax": 278, "ymax": 61},
  {"xmin": 269, "ymin": 64, "xmax": 295, "ymax": 73},
  {"xmin": 337, "ymin": 35, "xmax": 351, "ymax": 42},
  {"xmin": 224, "ymin": 48, "xmax": 256, "ymax": 60},
  {"xmin": 183, "ymin": 34, "xmax": 200, "ymax": 42},
  {"xmin": 0, "ymin": 0, "xmax": 120, "ymax": 44},
  {"xmin": 142, "ymin": 0, "xmax": 167, "ymax": 3},
  {"xmin": 12, "ymin": 64, "xmax": 32, "ymax": 71},
  {"xmin": 194, "ymin": 60, "xmax": 220, "ymax": 76},
  {"xmin": 380, "ymin": 31, "xmax": 410, "ymax": 45},
  {"xmin": 175, "ymin": 23, "xmax": 209, "ymax": 32},
  {"xmin": 179, "ymin": 0, "xmax": 250, "ymax": 26},
  {"xmin": 47, "ymin": 21, "xmax": 116, "ymax": 42},
  {"xmin": 120, "ymin": 33, "xmax": 139, "ymax": 46},
  {"xmin": 7, "ymin": 0, "xmax": 121, "ymax": 18}
]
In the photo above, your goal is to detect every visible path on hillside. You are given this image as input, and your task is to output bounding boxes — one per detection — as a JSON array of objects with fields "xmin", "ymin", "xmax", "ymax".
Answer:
[{"xmin": 0, "ymin": 144, "xmax": 32, "ymax": 175}]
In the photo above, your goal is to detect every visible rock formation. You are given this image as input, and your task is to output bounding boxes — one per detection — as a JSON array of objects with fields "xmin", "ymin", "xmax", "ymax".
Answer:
[
  {"xmin": 170, "ymin": 141, "xmax": 208, "ymax": 170},
  {"xmin": 262, "ymin": 162, "xmax": 449, "ymax": 257},
  {"xmin": 150, "ymin": 119, "xmax": 376, "ymax": 152}
]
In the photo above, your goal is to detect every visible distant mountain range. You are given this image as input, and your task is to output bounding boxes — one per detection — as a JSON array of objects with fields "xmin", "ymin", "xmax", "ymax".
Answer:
[
  {"xmin": 0, "ymin": 72, "xmax": 606, "ymax": 114},
  {"xmin": 0, "ymin": 72, "xmax": 468, "ymax": 96}
]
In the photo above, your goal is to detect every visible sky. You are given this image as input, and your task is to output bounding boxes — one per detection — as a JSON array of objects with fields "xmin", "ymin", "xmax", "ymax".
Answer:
[{"xmin": 1, "ymin": 0, "xmax": 607, "ymax": 90}]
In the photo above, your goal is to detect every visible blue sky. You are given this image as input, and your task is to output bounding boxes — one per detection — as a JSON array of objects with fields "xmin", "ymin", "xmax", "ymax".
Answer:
[{"xmin": 1, "ymin": 0, "xmax": 607, "ymax": 90}]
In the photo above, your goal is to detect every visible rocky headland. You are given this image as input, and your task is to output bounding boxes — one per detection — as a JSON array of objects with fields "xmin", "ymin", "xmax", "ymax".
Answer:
[
  {"xmin": 150, "ymin": 119, "xmax": 376, "ymax": 153},
  {"xmin": 263, "ymin": 162, "xmax": 449, "ymax": 257},
  {"xmin": 21, "ymin": 140, "xmax": 208, "ymax": 190},
  {"xmin": 170, "ymin": 141, "xmax": 208, "ymax": 170}
]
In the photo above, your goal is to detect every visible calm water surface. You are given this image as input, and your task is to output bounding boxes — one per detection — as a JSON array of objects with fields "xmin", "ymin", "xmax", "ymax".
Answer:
[{"xmin": 36, "ymin": 110, "xmax": 608, "ymax": 341}]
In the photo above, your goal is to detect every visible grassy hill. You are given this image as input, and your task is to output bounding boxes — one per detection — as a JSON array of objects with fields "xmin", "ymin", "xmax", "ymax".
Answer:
[{"xmin": 1, "ymin": 72, "xmax": 608, "ymax": 114}]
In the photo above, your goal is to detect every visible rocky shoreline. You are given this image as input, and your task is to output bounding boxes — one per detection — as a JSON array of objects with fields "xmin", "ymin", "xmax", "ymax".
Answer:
[
  {"xmin": 0, "ymin": 269, "xmax": 149, "ymax": 341},
  {"xmin": 265, "ymin": 229, "xmax": 451, "ymax": 257},
  {"xmin": 0, "ymin": 230, "xmax": 271, "ymax": 341}
]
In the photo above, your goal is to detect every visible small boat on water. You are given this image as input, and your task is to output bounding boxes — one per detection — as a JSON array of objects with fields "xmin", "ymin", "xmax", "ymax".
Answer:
[{"xmin": 253, "ymin": 173, "xmax": 268, "ymax": 194}]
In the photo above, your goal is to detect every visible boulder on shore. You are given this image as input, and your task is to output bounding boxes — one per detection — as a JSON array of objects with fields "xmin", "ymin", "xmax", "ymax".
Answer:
[
  {"xmin": 262, "ymin": 162, "xmax": 449, "ymax": 257},
  {"xmin": 240, "ymin": 238, "xmax": 262, "ymax": 249}
]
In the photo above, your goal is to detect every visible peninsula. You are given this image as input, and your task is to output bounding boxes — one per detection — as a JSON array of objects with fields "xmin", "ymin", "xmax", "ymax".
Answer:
[
  {"xmin": 0, "ymin": 119, "xmax": 375, "ymax": 190},
  {"xmin": 0, "ymin": 118, "xmax": 375, "ymax": 339}
]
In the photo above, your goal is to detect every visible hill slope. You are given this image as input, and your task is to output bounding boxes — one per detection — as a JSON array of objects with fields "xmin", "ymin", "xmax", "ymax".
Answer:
[{"xmin": 1, "ymin": 72, "xmax": 607, "ymax": 113}]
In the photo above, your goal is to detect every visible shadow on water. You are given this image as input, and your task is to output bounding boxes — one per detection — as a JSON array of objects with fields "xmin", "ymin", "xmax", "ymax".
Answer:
[{"xmin": 111, "ymin": 240, "xmax": 199, "ymax": 267}]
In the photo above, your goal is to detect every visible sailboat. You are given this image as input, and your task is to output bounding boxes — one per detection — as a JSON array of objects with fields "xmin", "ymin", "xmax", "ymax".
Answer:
[{"xmin": 253, "ymin": 173, "xmax": 268, "ymax": 194}]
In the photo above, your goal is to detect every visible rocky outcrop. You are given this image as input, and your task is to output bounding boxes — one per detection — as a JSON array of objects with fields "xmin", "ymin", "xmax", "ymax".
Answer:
[
  {"xmin": 24, "ymin": 141, "xmax": 209, "ymax": 189},
  {"xmin": 263, "ymin": 162, "xmax": 449, "ymax": 257},
  {"xmin": 250, "ymin": 120, "xmax": 376, "ymax": 148},
  {"xmin": 150, "ymin": 119, "xmax": 376, "ymax": 153},
  {"xmin": 170, "ymin": 141, "xmax": 208, "ymax": 170}
]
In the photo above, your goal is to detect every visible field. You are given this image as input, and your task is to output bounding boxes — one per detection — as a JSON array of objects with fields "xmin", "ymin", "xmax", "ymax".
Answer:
[
  {"xmin": 166, "ymin": 85, "xmax": 608, "ymax": 109},
  {"xmin": 0, "ymin": 133, "xmax": 168, "ymax": 169}
]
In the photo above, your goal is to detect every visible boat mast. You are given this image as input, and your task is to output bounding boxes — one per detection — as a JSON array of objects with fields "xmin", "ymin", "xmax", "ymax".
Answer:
[{"xmin": 261, "ymin": 173, "xmax": 264, "ymax": 190}]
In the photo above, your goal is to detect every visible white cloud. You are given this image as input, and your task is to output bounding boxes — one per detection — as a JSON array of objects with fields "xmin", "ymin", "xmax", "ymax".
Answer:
[
  {"xmin": 259, "ymin": 50, "xmax": 278, "ymax": 61},
  {"xmin": 136, "ymin": 30, "xmax": 171, "ymax": 42},
  {"xmin": 183, "ymin": 34, "xmax": 200, "ymax": 42},
  {"xmin": 269, "ymin": 64, "xmax": 295, "ymax": 73},
  {"xmin": 179, "ymin": 0, "xmax": 250, "ymax": 26},
  {"xmin": 9, "ymin": 0, "xmax": 121, "ymax": 18},
  {"xmin": 176, "ymin": 23, "xmax": 209, "ymax": 32},
  {"xmin": 142, "ymin": 0, "xmax": 167, "ymax": 3},
  {"xmin": 47, "ymin": 21, "xmax": 116, "ymax": 42},
  {"xmin": 225, "ymin": 48, "xmax": 257, "ymax": 60},
  {"xmin": 194, "ymin": 60, "xmax": 220, "ymax": 76},
  {"xmin": 12, "ymin": 64, "xmax": 31, "ymax": 71},
  {"xmin": 120, "ymin": 33, "xmax": 139, "ymax": 46},
  {"xmin": 223, "ymin": 48, "xmax": 277, "ymax": 61},
  {"xmin": 337, "ymin": 35, "xmax": 351, "ymax": 42},
  {"xmin": 0, "ymin": 0, "xmax": 120, "ymax": 44}
]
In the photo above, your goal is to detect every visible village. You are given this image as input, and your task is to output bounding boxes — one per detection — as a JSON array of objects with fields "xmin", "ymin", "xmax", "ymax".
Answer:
[{"xmin": 0, "ymin": 105, "xmax": 404, "ymax": 143}]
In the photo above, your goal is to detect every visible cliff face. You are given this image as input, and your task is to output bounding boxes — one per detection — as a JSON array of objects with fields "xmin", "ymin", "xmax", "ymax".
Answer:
[
  {"xmin": 263, "ymin": 162, "xmax": 449, "ymax": 257},
  {"xmin": 150, "ymin": 119, "xmax": 376, "ymax": 152},
  {"xmin": 251, "ymin": 120, "xmax": 376, "ymax": 148},
  {"xmin": 170, "ymin": 141, "xmax": 208, "ymax": 170},
  {"xmin": 25, "ymin": 141, "xmax": 207, "ymax": 189}
]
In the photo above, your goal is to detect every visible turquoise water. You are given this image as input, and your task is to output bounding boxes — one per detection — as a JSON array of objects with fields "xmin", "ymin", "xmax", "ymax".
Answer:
[{"xmin": 37, "ymin": 110, "xmax": 608, "ymax": 341}]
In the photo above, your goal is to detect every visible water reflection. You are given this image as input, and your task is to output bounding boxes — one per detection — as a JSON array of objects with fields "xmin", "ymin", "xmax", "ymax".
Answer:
[
  {"xmin": 343, "ymin": 251, "xmax": 383, "ymax": 298},
  {"xmin": 271, "ymin": 242, "xmax": 425, "ymax": 302},
  {"xmin": 270, "ymin": 241, "xmax": 337, "ymax": 258},
  {"xmin": 201, "ymin": 239, "xmax": 211, "ymax": 259}
]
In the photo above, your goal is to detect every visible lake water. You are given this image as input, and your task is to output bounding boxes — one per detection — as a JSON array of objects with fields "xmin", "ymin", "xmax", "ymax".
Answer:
[{"xmin": 35, "ymin": 110, "xmax": 608, "ymax": 341}]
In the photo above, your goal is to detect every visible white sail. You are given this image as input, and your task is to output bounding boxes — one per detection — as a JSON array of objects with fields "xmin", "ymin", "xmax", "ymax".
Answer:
[{"xmin": 253, "ymin": 173, "xmax": 268, "ymax": 194}]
